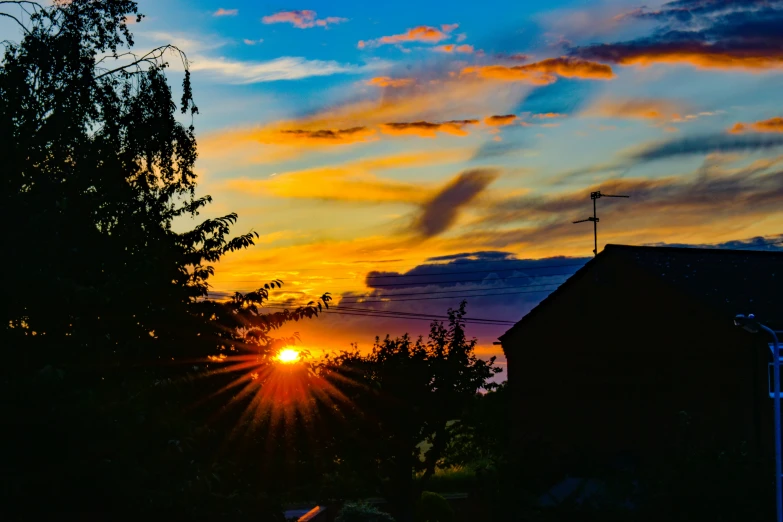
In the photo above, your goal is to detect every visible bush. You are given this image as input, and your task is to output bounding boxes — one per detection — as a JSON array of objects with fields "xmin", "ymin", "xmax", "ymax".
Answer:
[
  {"xmin": 335, "ymin": 502, "xmax": 396, "ymax": 522},
  {"xmin": 416, "ymin": 491, "xmax": 454, "ymax": 522}
]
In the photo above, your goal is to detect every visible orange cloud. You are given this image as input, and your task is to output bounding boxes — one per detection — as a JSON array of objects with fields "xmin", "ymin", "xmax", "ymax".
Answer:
[
  {"xmin": 359, "ymin": 25, "xmax": 453, "ymax": 48},
  {"xmin": 381, "ymin": 120, "xmax": 479, "ymax": 138},
  {"xmin": 582, "ymin": 45, "xmax": 783, "ymax": 70},
  {"xmin": 729, "ymin": 117, "xmax": 783, "ymax": 134},
  {"xmin": 584, "ymin": 98, "xmax": 684, "ymax": 120},
  {"xmin": 213, "ymin": 8, "xmax": 237, "ymax": 16},
  {"xmin": 366, "ymin": 76, "xmax": 415, "ymax": 88},
  {"xmin": 462, "ymin": 57, "xmax": 614, "ymax": 84},
  {"xmin": 434, "ymin": 44, "xmax": 474, "ymax": 54},
  {"xmin": 484, "ymin": 114, "xmax": 517, "ymax": 126},
  {"xmin": 261, "ymin": 127, "xmax": 377, "ymax": 146},
  {"xmin": 262, "ymin": 10, "xmax": 346, "ymax": 28},
  {"xmin": 221, "ymin": 150, "xmax": 472, "ymax": 204},
  {"xmin": 533, "ymin": 112, "xmax": 567, "ymax": 119}
]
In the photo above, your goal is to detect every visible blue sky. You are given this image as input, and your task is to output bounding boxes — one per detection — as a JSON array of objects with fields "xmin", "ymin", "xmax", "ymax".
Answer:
[{"xmin": 6, "ymin": 0, "xmax": 783, "ymax": 364}]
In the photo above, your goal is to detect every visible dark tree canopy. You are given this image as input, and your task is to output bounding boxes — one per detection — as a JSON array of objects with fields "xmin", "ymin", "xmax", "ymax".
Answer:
[
  {"xmin": 316, "ymin": 302, "xmax": 502, "ymax": 521},
  {"xmin": 0, "ymin": 0, "xmax": 329, "ymax": 367},
  {"xmin": 0, "ymin": 1, "xmax": 329, "ymax": 517}
]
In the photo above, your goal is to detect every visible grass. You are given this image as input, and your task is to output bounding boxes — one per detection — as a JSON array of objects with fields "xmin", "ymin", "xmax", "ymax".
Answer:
[{"xmin": 415, "ymin": 465, "xmax": 477, "ymax": 494}]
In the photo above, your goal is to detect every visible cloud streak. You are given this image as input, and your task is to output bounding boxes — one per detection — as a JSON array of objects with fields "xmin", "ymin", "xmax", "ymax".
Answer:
[
  {"xmin": 730, "ymin": 117, "xmax": 783, "ymax": 134},
  {"xmin": 629, "ymin": 133, "xmax": 783, "ymax": 161},
  {"xmin": 583, "ymin": 98, "xmax": 686, "ymax": 120},
  {"xmin": 366, "ymin": 76, "xmax": 415, "ymax": 88},
  {"xmin": 381, "ymin": 119, "xmax": 480, "ymax": 138},
  {"xmin": 359, "ymin": 24, "xmax": 458, "ymax": 48},
  {"xmin": 574, "ymin": 1, "xmax": 783, "ymax": 70},
  {"xmin": 213, "ymin": 8, "xmax": 237, "ymax": 17},
  {"xmin": 462, "ymin": 57, "xmax": 614, "ymax": 84},
  {"xmin": 484, "ymin": 114, "xmax": 518, "ymax": 126},
  {"xmin": 414, "ymin": 169, "xmax": 499, "ymax": 237},
  {"xmin": 189, "ymin": 56, "xmax": 385, "ymax": 83},
  {"xmin": 262, "ymin": 10, "xmax": 347, "ymax": 29}
]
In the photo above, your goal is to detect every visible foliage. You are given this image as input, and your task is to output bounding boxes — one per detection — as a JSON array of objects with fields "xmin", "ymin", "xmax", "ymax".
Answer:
[
  {"xmin": 415, "ymin": 466, "xmax": 475, "ymax": 494},
  {"xmin": 335, "ymin": 502, "xmax": 396, "ymax": 522},
  {"xmin": 0, "ymin": 0, "xmax": 329, "ymax": 516},
  {"xmin": 315, "ymin": 302, "xmax": 501, "ymax": 520},
  {"xmin": 441, "ymin": 381, "xmax": 510, "ymax": 470},
  {"xmin": 415, "ymin": 491, "xmax": 454, "ymax": 522}
]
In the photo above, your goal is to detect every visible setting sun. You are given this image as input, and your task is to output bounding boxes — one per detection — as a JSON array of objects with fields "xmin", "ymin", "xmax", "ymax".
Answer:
[{"xmin": 277, "ymin": 348, "xmax": 300, "ymax": 364}]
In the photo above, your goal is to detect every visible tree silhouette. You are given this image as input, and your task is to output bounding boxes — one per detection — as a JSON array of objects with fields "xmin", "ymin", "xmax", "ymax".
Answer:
[
  {"xmin": 0, "ymin": 1, "xmax": 329, "ymax": 516},
  {"xmin": 316, "ymin": 302, "xmax": 502, "ymax": 522}
]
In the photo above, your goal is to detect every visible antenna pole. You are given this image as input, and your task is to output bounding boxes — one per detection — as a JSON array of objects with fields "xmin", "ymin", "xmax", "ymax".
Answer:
[
  {"xmin": 572, "ymin": 190, "xmax": 630, "ymax": 256},
  {"xmin": 593, "ymin": 193, "xmax": 598, "ymax": 256}
]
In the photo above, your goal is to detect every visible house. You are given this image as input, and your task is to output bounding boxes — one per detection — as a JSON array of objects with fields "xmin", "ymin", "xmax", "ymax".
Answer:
[{"xmin": 499, "ymin": 244, "xmax": 783, "ymax": 479}]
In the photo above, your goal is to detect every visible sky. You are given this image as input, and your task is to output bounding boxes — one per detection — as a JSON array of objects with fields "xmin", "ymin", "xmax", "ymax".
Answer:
[{"xmin": 9, "ymin": 0, "xmax": 783, "ymax": 374}]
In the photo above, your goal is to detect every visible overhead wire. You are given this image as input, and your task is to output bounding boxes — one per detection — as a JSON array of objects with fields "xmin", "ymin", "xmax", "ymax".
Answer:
[{"xmin": 224, "ymin": 260, "xmax": 589, "ymax": 282}]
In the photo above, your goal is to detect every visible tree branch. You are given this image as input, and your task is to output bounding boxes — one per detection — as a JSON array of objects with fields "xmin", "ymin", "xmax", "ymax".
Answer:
[{"xmin": 95, "ymin": 45, "xmax": 188, "ymax": 79}]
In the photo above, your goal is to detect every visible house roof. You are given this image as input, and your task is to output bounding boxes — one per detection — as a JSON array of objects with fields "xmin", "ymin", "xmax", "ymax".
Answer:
[{"xmin": 500, "ymin": 244, "xmax": 783, "ymax": 341}]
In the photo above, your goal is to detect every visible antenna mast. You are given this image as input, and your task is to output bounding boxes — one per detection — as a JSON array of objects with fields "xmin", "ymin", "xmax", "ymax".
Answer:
[{"xmin": 573, "ymin": 190, "xmax": 630, "ymax": 256}]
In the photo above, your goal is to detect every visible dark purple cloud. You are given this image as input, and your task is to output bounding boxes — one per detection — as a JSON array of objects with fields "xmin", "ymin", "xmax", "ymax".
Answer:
[
  {"xmin": 573, "ymin": 1, "xmax": 783, "ymax": 69},
  {"xmin": 630, "ymin": 133, "xmax": 783, "ymax": 161}
]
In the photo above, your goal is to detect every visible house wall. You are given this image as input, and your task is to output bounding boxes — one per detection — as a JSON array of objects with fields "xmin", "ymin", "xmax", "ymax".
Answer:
[{"xmin": 502, "ymin": 256, "xmax": 771, "ymax": 480}]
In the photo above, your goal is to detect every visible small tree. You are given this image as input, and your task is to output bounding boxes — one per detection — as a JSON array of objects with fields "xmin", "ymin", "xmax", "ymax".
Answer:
[{"xmin": 317, "ymin": 302, "xmax": 502, "ymax": 521}]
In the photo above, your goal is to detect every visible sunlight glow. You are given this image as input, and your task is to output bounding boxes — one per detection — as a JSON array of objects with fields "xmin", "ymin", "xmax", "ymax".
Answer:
[{"xmin": 277, "ymin": 348, "xmax": 300, "ymax": 364}]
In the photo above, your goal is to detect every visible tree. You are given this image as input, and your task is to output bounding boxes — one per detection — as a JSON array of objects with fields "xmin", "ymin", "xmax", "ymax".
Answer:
[
  {"xmin": 316, "ymin": 302, "xmax": 502, "ymax": 522},
  {"xmin": 441, "ymin": 381, "xmax": 510, "ymax": 470},
  {"xmin": 0, "ymin": 1, "xmax": 330, "ymax": 516}
]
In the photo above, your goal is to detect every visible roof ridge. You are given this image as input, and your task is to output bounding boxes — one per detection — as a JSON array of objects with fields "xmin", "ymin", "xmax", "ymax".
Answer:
[{"xmin": 604, "ymin": 244, "xmax": 783, "ymax": 255}]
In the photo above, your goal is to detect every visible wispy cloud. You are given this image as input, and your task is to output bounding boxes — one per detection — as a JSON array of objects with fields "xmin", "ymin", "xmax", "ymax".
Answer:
[
  {"xmin": 243, "ymin": 38, "xmax": 264, "ymax": 45},
  {"xmin": 189, "ymin": 56, "xmax": 386, "ymax": 83},
  {"xmin": 730, "ymin": 117, "xmax": 783, "ymax": 134},
  {"xmin": 434, "ymin": 44, "xmax": 474, "ymax": 54},
  {"xmin": 414, "ymin": 169, "xmax": 500, "ymax": 238},
  {"xmin": 628, "ymin": 133, "xmax": 783, "ymax": 162},
  {"xmin": 366, "ymin": 76, "xmax": 415, "ymax": 88},
  {"xmin": 262, "ymin": 10, "xmax": 347, "ymax": 29},
  {"xmin": 381, "ymin": 119, "xmax": 480, "ymax": 138},
  {"xmin": 583, "ymin": 98, "xmax": 686, "ymax": 120},
  {"xmin": 461, "ymin": 57, "xmax": 614, "ymax": 84},
  {"xmin": 213, "ymin": 8, "xmax": 238, "ymax": 17},
  {"xmin": 484, "ymin": 114, "xmax": 518, "ymax": 126},
  {"xmin": 358, "ymin": 24, "xmax": 458, "ymax": 49}
]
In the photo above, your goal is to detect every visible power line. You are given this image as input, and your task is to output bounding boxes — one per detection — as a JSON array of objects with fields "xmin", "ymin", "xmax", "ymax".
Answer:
[
  {"xmin": 321, "ymin": 305, "xmax": 517, "ymax": 324},
  {"xmin": 333, "ymin": 288, "xmax": 555, "ymax": 303},
  {"xmin": 262, "ymin": 305, "xmax": 517, "ymax": 325},
  {"xmin": 221, "ymin": 260, "xmax": 589, "ymax": 282},
  {"xmin": 261, "ymin": 279, "xmax": 565, "ymax": 307},
  {"xmin": 336, "ymin": 281, "xmax": 564, "ymax": 299}
]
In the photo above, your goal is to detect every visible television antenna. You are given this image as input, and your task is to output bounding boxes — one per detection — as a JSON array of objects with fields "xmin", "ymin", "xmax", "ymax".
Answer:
[{"xmin": 573, "ymin": 191, "xmax": 630, "ymax": 256}]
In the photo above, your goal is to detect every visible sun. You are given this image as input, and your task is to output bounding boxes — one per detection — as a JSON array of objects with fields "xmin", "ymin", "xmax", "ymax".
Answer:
[{"xmin": 277, "ymin": 348, "xmax": 300, "ymax": 364}]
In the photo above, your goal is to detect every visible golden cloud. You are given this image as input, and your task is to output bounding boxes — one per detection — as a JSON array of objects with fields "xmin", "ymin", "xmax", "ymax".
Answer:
[
  {"xmin": 359, "ymin": 24, "xmax": 455, "ymax": 48},
  {"xmin": 484, "ymin": 114, "xmax": 518, "ymax": 126},
  {"xmin": 221, "ymin": 150, "xmax": 473, "ymax": 203},
  {"xmin": 584, "ymin": 98, "xmax": 685, "ymax": 120},
  {"xmin": 381, "ymin": 119, "xmax": 480, "ymax": 138},
  {"xmin": 259, "ymin": 126, "xmax": 378, "ymax": 146},
  {"xmin": 366, "ymin": 76, "xmax": 415, "ymax": 88},
  {"xmin": 533, "ymin": 112, "xmax": 567, "ymax": 119},
  {"xmin": 462, "ymin": 57, "xmax": 614, "ymax": 84},
  {"xmin": 729, "ymin": 117, "xmax": 783, "ymax": 134}
]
